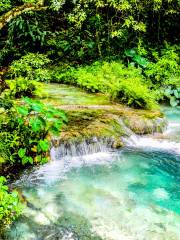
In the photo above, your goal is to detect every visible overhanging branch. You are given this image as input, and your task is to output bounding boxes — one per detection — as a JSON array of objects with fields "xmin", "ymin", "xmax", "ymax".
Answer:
[{"xmin": 0, "ymin": 3, "xmax": 47, "ymax": 31}]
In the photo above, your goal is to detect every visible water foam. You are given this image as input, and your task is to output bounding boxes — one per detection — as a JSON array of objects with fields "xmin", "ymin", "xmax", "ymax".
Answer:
[{"xmin": 124, "ymin": 135, "xmax": 180, "ymax": 154}]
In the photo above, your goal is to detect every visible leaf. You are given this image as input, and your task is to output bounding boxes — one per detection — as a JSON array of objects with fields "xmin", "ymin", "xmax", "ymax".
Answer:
[
  {"xmin": 133, "ymin": 55, "xmax": 148, "ymax": 67},
  {"xmin": 17, "ymin": 118, "xmax": 24, "ymax": 125},
  {"xmin": 28, "ymin": 157, "xmax": 33, "ymax": 164},
  {"xmin": 0, "ymin": 176, "xmax": 6, "ymax": 184},
  {"xmin": 16, "ymin": 106, "xmax": 29, "ymax": 116},
  {"xmin": 22, "ymin": 156, "xmax": 33, "ymax": 165},
  {"xmin": 22, "ymin": 156, "xmax": 28, "ymax": 165},
  {"xmin": 23, "ymin": 97, "xmax": 32, "ymax": 105},
  {"xmin": 31, "ymin": 102, "xmax": 43, "ymax": 112},
  {"xmin": 164, "ymin": 88, "xmax": 172, "ymax": 96},
  {"xmin": 54, "ymin": 119, "xmax": 63, "ymax": 129},
  {"xmin": 18, "ymin": 148, "xmax": 26, "ymax": 158},
  {"xmin": 38, "ymin": 139, "xmax": 49, "ymax": 152},
  {"xmin": 29, "ymin": 118, "xmax": 43, "ymax": 132},
  {"xmin": 2, "ymin": 185, "xmax": 8, "ymax": 191},
  {"xmin": 49, "ymin": 126, "xmax": 60, "ymax": 135},
  {"xmin": 170, "ymin": 97, "xmax": 179, "ymax": 107},
  {"xmin": 40, "ymin": 157, "xmax": 48, "ymax": 164},
  {"xmin": 125, "ymin": 49, "xmax": 136, "ymax": 57},
  {"xmin": 174, "ymin": 89, "xmax": 179, "ymax": 98}
]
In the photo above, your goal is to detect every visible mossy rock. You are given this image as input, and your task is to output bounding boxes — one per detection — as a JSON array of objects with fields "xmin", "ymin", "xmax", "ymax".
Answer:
[
  {"xmin": 52, "ymin": 107, "xmax": 166, "ymax": 147},
  {"xmin": 123, "ymin": 116, "xmax": 167, "ymax": 134}
]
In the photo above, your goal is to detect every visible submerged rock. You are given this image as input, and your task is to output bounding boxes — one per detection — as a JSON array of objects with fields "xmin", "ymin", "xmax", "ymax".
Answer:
[{"xmin": 153, "ymin": 188, "xmax": 169, "ymax": 200}]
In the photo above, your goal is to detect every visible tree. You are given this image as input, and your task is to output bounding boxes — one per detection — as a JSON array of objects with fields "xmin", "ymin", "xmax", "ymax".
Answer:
[{"xmin": 0, "ymin": 1, "xmax": 48, "ymax": 30}]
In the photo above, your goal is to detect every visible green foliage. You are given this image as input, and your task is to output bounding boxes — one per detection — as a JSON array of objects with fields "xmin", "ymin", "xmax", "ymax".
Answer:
[
  {"xmin": 145, "ymin": 45, "xmax": 180, "ymax": 86},
  {"xmin": 0, "ymin": 176, "xmax": 22, "ymax": 226},
  {"xmin": 144, "ymin": 45, "xmax": 180, "ymax": 106},
  {"xmin": 7, "ymin": 13, "xmax": 48, "ymax": 48},
  {"xmin": 124, "ymin": 49, "xmax": 149, "ymax": 68},
  {"xmin": 46, "ymin": 30, "xmax": 98, "ymax": 62},
  {"xmin": 0, "ymin": 0, "xmax": 179, "ymax": 67},
  {"xmin": 8, "ymin": 53, "xmax": 51, "ymax": 82},
  {"xmin": 0, "ymin": 0, "xmax": 179, "ymax": 65},
  {"xmin": 3, "ymin": 77, "xmax": 42, "ymax": 98},
  {"xmin": 21, "ymin": 0, "xmax": 39, "ymax": 3},
  {"xmin": 0, "ymin": 97, "xmax": 67, "ymax": 165},
  {"xmin": 164, "ymin": 86, "xmax": 180, "ymax": 107},
  {"xmin": 52, "ymin": 61, "xmax": 157, "ymax": 109},
  {"xmin": 0, "ymin": 97, "xmax": 12, "ymax": 109},
  {"xmin": 0, "ymin": 0, "xmax": 12, "ymax": 14}
]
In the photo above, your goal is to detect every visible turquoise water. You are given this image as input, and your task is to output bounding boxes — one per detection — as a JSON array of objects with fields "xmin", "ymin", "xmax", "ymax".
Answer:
[
  {"xmin": 163, "ymin": 106, "xmax": 180, "ymax": 122},
  {"xmin": 4, "ymin": 150, "xmax": 180, "ymax": 240},
  {"xmin": 40, "ymin": 83, "xmax": 110, "ymax": 105},
  {"xmin": 3, "ymin": 107, "xmax": 180, "ymax": 240},
  {"xmin": 163, "ymin": 106, "xmax": 180, "ymax": 141},
  {"xmin": 121, "ymin": 149, "xmax": 180, "ymax": 213}
]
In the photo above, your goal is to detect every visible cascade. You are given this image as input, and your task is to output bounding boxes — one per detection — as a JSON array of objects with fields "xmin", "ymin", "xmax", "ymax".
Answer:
[{"xmin": 51, "ymin": 137, "xmax": 114, "ymax": 159}]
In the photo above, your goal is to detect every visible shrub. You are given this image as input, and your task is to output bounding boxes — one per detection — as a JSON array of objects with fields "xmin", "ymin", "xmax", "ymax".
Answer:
[
  {"xmin": 144, "ymin": 45, "xmax": 180, "ymax": 106},
  {"xmin": 0, "ymin": 97, "xmax": 67, "ymax": 166},
  {"xmin": 0, "ymin": 97, "xmax": 12, "ymax": 109},
  {"xmin": 124, "ymin": 48, "xmax": 149, "ymax": 68},
  {"xmin": 145, "ymin": 45, "xmax": 180, "ymax": 87},
  {"xmin": 51, "ymin": 64, "xmax": 77, "ymax": 84},
  {"xmin": 52, "ymin": 61, "xmax": 156, "ymax": 109},
  {"xmin": 8, "ymin": 53, "xmax": 52, "ymax": 82},
  {"xmin": 3, "ymin": 77, "xmax": 42, "ymax": 98},
  {"xmin": 163, "ymin": 86, "xmax": 180, "ymax": 107},
  {"xmin": 0, "ymin": 176, "xmax": 22, "ymax": 227}
]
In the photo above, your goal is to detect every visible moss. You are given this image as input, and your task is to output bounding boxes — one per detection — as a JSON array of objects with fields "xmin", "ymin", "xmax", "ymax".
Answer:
[
  {"xmin": 53, "ymin": 107, "xmax": 166, "ymax": 146},
  {"xmin": 123, "ymin": 115, "xmax": 166, "ymax": 134},
  {"xmin": 59, "ymin": 110, "xmax": 123, "ymax": 143}
]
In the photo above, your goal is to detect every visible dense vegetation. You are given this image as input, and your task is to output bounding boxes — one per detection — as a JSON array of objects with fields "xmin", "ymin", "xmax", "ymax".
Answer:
[
  {"xmin": 0, "ymin": 0, "xmax": 179, "ymax": 229},
  {"xmin": 0, "ymin": 176, "xmax": 22, "ymax": 226}
]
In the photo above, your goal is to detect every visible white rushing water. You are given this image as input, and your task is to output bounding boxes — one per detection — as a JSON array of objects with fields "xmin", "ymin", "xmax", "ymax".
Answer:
[
  {"xmin": 123, "ymin": 135, "xmax": 180, "ymax": 154},
  {"xmin": 123, "ymin": 108, "xmax": 180, "ymax": 155}
]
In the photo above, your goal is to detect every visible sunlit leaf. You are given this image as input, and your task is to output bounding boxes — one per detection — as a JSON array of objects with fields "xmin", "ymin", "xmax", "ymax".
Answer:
[{"xmin": 18, "ymin": 148, "xmax": 26, "ymax": 158}]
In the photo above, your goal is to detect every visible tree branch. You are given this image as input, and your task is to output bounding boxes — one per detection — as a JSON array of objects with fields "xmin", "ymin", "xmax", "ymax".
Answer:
[{"xmin": 0, "ymin": 3, "xmax": 47, "ymax": 30}]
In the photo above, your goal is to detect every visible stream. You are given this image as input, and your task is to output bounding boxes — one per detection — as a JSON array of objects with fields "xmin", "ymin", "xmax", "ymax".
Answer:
[{"xmin": 2, "ymin": 106, "xmax": 180, "ymax": 240}]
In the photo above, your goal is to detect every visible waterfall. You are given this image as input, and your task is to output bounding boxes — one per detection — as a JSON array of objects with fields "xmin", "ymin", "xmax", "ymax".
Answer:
[
  {"xmin": 123, "ymin": 135, "xmax": 180, "ymax": 154},
  {"xmin": 51, "ymin": 137, "xmax": 114, "ymax": 159},
  {"xmin": 51, "ymin": 116, "xmax": 167, "ymax": 159},
  {"xmin": 14, "ymin": 138, "xmax": 119, "ymax": 187},
  {"xmin": 122, "ymin": 119, "xmax": 180, "ymax": 155}
]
